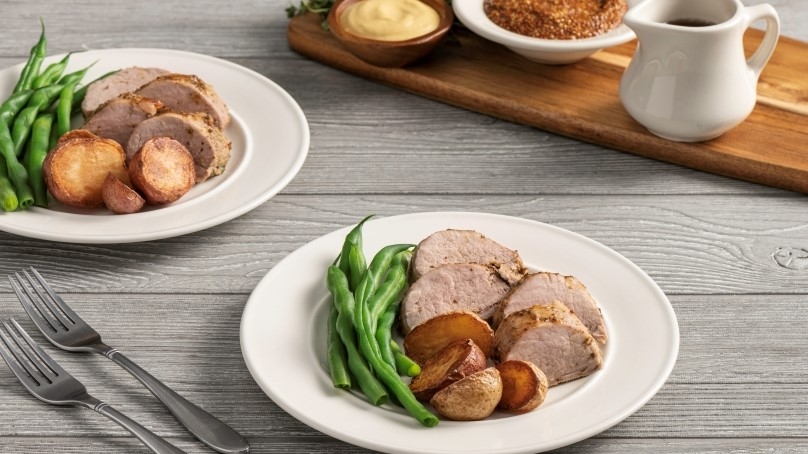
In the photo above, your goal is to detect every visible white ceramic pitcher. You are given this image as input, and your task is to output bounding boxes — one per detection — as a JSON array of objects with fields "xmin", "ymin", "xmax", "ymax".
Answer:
[{"xmin": 619, "ymin": 0, "xmax": 780, "ymax": 142}]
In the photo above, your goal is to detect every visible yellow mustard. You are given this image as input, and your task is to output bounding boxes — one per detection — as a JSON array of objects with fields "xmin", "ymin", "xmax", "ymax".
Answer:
[{"xmin": 341, "ymin": 0, "xmax": 440, "ymax": 41}]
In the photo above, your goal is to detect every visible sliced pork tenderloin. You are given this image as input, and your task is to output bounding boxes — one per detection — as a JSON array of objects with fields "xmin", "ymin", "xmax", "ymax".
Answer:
[
  {"xmin": 81, "ymin": 67, "xmax": 170, "ymax": 118},
  {"xmin": 127, "ymin": 111, "xmax": 231, "ymax": 183},
  {"xmin": 400, "ymin": 263, "xmax": 510, "ymax": 333},
  {"xmin": 493, "ymin": 272, "xmax": 607, "ymax": 344},
  {"xmin": 494, "ymin": 301, "xmax": 603, "ymax": 386},
  {"xmin": 410, "ymin": 229, "xmax": 526, "ymax": 285},
  {"xmin": 136, "ymin": 74, "xmax": 230, "ymax": 129},
  {"xmin": 81, "ymin": 94, "xmax": 163, "ymax": 148}
]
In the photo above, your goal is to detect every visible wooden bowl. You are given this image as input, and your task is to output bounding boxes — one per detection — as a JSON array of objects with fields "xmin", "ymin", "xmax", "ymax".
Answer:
[{"xmin": 327, "ymin": 0, "xmax": 454, "ymax": 67}]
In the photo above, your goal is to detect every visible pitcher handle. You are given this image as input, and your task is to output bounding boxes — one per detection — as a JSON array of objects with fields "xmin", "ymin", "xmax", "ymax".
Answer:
[{"xmin": 743, "ymin": 4, "xmax": 780, "ymax": 80}]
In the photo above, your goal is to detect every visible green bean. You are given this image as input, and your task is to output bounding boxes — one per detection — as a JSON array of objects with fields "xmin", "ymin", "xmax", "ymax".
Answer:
[
  {"xmin": 48, "ymin": 118, "xmax": 59, "ymax": 151},
  {"xmin": 10, "ymin": 107, "xmax": 38, "ymax": 157},
  {"xmin": 57, "ymin": 61, "xmax": 95, "ymax": 86},
  {"xmin": 0, "ymin": 158, "xmax": 19, "ymax": 212},
  {"xmin": 375, "ymin": 301, "xmax": 399, "ymax": 371},
  {"xmin": 354, "ymin": 244, "xmax": 414, "ymax": 317},
  {"xmin": 32, "ymin": 53, "xmax": 70, "ymax": 90},
  {"xmin": 391, "ymin": 340, "xmax": 420, "ymax": 378},
  {"xmin": 26, "ymin": 83, "xmax": 66, "ymax": 110},
  {"xmin": 372, "ymin": 253, "xmax": 415, "ymax": 376},
  {"xmin": 337, "ymin": 214, "xmax": 373, "ymax": 287},
  {"xmin": 56, "ymin": 82, "xmax": 77, "ymax": 137},
  {"xmin": 0, "ymin": 90, "xmax": 34, "ymax": 126},
  {"xmin": 368, "ymin": 250, "xmax": 409, "ymax": 331},
  {"xmin": 28, "ymin": 113, "xmax": 52, "ymax": 207},
  {"xmin": 12, "ymin": 20, "xmax": 46, "ymax": 94},
  {"xmin": 353, "ymin": 255, "xmax": 438, "ymax": 427},
  {"xmin": 327, "ymin": 303, "xmax": 352, "ymax": 389},
  {"xmin": 71, "ymin": 84, "xmax": 88, "ymax": 115},
  {"xmin": 347, "ymin": 245, "xmax": 366, "ymax": 293},
  {"xmin": 326, "ymin": 266, "xmax": 388, "ymax": 405},
  {"xmin": 12, "ymin": 84, "xmax": 65, "ymax": 156},
  {"xmin": 0, "ymin": 122, "xmax": 33, "ymax": 209}
]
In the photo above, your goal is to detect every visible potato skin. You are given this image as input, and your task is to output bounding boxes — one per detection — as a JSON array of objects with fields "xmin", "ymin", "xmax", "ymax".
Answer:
[
  {"xmin": 496, "ymin": 360, "xmax": 548, "ymax": 412},
  {"xmin": 102, "ymin": 173, "xmax": 145, "ymax": 214},
  {"xmin": 430, "ymin": 367, "xmax": 502, "ymax": 421},
  {"xmin": 128, "ymin": 136, "xmax": 195, "ymax": 205},
  {"xmin": 43, "ymin": 130, "xmax": 129, "ymax": 208},
  {"xmin": 409, "ymin": 338, "xmax": 487, "ymax": 401},
  {"xmin": 403, "ymin": 311, "xmax": 494, "ymax": 366}
]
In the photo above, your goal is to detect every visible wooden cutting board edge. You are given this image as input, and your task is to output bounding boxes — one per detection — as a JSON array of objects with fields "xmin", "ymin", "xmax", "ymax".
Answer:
[{"xmin": 287, "ymin": 14, "xmax": 808, "ymax": 194}]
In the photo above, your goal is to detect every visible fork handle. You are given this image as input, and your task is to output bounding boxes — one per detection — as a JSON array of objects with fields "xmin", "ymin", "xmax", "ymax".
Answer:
[
  {"xmin": 88, "ymin": 399, "xmax": 188, "ymax": 454},
  {"xmin": 104, "ymin": 349, "xmax": 250, "ymax": 454}
]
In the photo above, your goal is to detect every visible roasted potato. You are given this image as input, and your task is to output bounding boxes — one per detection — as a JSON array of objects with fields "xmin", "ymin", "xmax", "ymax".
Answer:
[
  {"xmin": 409, "ymin": 338, "xmax": 487, "ymax": 401},
  {"xmin": 496, "ymin": 360, "xmax": 548, "ymax": 412},
  {"xmin": 128, "ymin": 136, "xmax": 195, "ymax": 205},
  {"xmin": 56, "ymin": 129, "xmax": 99, "ymax": 146},
  {"xmin": 430, "ymin": 367, "xmax": 502, "ymax": 421},
  {"xmin": 403, "ymin": 311, "xmax": 494, "ymax": 366},
  {"xmin": 43, "ymin": 130, "xmax": 129, "ymax": 208},
  {"xmin": 102, "ymin": 173, "xmax": 145, "ymax": 214}
]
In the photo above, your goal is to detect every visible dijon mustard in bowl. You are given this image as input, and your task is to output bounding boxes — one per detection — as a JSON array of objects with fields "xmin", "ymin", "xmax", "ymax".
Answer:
[
  {"xmin": 327, "ymin": 0, "xmax": 454, "ymax": 68},
  {"xmin": 454, "ymin": 0, "xmax": 639, "ymax": 65}
]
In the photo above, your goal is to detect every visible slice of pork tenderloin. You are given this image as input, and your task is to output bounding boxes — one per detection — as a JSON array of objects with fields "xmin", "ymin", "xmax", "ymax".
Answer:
[
  {"xmin": 493, "ymin": 272, "xmax": 607, "ymax": 344},
  {"xmin": 494, "ymin": 301, "xmax": 603, "ymax": 386},
  {"xmin": 410, "ymin": 229, "xmax": 526, "ymax": 285},
  {"xmin": 136, "ymin": 74, "xmax": 230, "ymax": 129},
  {"xmin": 400, "ymin": 263, "xmax": 510, "ymax": 334},
  {"xmin": 81, "ymin": 94, "xmax": 164, "ymax": 148},
  {"xmin": 81, "ymin": 67, "xmax": 171, "ymax": 118},
  {"xmin": 127, "ymin": 111, "xmax": 232, "ymax": 183}
]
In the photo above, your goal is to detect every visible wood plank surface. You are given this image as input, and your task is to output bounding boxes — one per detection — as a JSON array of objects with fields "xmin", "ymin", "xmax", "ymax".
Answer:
[
  {"xmin": 0, "ymin": 1, "xmax": 807, "ymax": 453},
  {"xmin": 288, "ymin": 12, "xmax": 808, "ymax": 194}
]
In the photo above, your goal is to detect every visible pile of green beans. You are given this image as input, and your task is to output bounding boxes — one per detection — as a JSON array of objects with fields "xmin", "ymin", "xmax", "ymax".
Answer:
[
  {"xmin": 0, "ymin": 21, "xmax": 94, "ymax": 211},
  {"xmin": 325, "ymin": 216, "xmax": 438, "ymax": 427}
]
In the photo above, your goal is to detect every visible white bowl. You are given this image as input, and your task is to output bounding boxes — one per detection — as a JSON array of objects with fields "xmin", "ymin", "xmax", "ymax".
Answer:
[{"xmin": 453, "ymin": 0, "xmax": 639, "ymax": 65}]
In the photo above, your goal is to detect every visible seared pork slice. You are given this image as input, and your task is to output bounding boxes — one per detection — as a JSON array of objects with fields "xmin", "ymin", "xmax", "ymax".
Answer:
[
  {"xmin": 494, "ymin": 302, "xmax": 603, "ymax": 386},
  {"xmin": 493, "ymin": 272, "xmax": 607, "ymax": 344},
  {"xmin": 82, "ymin": 94, "xmax": 163, "ymax": 147},
  {"xmin": 411, "ymin": 229, "xmax": 526, "ymax": 285},
  {"xmin": 400, "ymin": 263, "xmax": 510, "ymax": 333},
  {"xmin": 82, "ymin": 67, "xmax": 170, "ymax": 118},
  {"xmin": 136, "ymin": 74, "xmax": 230, "ymax": 129},
  {"xmin": 127, "ymin": 111, "xmax": 232, "ymax": 183}
]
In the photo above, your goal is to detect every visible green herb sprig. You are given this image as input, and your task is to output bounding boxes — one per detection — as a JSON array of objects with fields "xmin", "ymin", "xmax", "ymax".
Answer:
[{"xmin": 286, "ymin": 0, "xmax": 336, "ymax": 29}]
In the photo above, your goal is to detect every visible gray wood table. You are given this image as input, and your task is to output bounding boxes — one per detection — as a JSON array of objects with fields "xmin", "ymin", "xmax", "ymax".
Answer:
[{"xmin": 1, "ymin": 1, "xmax": 806, "ymax": 453}]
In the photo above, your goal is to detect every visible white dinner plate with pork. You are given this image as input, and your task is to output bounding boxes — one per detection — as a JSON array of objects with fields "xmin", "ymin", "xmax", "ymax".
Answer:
[
  {"xmin": 0, "ymin": 48, "xmax": 309, "ymax": 243},
  {"xmin": 241, "ymin": 212, "xmax": 679, "ymax": 454}
]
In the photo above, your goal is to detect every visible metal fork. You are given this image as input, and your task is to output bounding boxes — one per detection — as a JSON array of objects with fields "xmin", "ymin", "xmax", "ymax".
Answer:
[
  {"xmin": 0, "ymin": 318, "xmax": 186, "ymax": 454},
  {"xmin": 9, "ymin": 268, "xmax": 250, "ymax": 454}
]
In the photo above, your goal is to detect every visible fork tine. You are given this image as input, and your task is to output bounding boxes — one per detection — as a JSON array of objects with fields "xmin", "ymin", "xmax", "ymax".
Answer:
[
  {"xmin": 8, "ymin": 273, "xmax": 63, "ymax": 335},
  {"xmin": 28, "ymin": 267, "xmax": 81, "ymax": 324},
  {"xmin": 0, "ymin": 325, "xmax": 41, "ymax": 387},
  {"xmin": 0, "ymin": 320, "xmax": 48, "ymax": 385},
  {"xmin": 8, "ymin": 318, "xmax": 65, "ymax": 380}
]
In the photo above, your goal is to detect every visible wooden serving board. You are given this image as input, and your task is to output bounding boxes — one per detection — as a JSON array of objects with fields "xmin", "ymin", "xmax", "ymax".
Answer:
[{"xmin": 288, "ymin": 13, "xmax": 808, "ymax": 193}]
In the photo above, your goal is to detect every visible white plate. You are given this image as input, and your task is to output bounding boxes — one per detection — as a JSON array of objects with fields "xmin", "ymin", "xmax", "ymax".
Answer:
[
  {"xmin": 241, "ymin": 212, "xmax": 679, "ymax": 454},
  {"xmin": 0, "ymin": 48, "xmax": 309, "ymax": 243}
]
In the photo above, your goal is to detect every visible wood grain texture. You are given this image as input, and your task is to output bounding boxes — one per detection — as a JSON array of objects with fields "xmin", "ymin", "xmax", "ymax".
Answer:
[
  {"xmin": 288, "ymin": 13, "xmax": 808, "ymax": 193},
  {"xmin": 0, "ymin": 1, "xmax": 807, "ymax": 453},
  {"xmin": 1, "ymin": 194, "xmax": 807, "ymax": 294}
]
